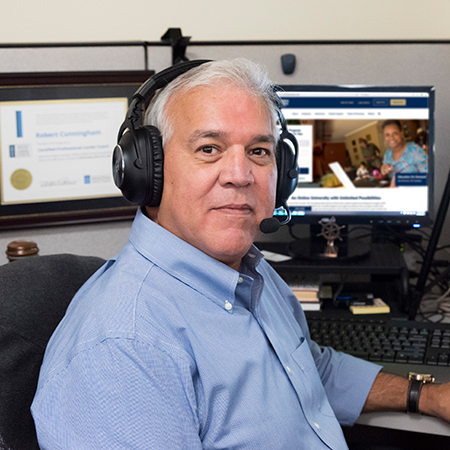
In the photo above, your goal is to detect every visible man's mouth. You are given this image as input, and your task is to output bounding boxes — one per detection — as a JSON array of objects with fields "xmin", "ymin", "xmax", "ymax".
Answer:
[{"xmin": 214, "ymin": 204, "xmax": 253, "ymax": 214}]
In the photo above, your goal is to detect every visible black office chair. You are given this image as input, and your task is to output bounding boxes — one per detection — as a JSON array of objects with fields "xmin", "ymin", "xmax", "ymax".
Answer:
[{"xmin": 0, "ymin": 254, "xmax": 105, "ymax": 450}]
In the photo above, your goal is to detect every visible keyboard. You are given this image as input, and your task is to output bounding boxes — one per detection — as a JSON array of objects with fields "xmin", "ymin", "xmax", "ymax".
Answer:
[{"xmin": 307, "ymin": 315, "xmax": 450, "ymax": 368}]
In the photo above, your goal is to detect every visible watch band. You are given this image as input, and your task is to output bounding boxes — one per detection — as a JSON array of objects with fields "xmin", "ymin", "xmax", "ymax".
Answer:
[
  {"xmin": 407, "ymin": 372, "xmax": 435, "ymax": 414},
  {"xmin": 407, "ymin": 377, "xmax": 423, "ymax": 413}
]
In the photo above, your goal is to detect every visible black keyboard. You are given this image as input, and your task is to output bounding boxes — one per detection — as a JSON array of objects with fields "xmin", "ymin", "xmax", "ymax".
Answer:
[{"xmin": 307, "ymin": 315, "xmax": 450, "ymax": 366}]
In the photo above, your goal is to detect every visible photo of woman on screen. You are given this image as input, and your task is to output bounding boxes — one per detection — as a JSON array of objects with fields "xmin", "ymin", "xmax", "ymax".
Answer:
[{"xmin": 380, "ymin": 119, "xmax": 428, "ymax": 187}]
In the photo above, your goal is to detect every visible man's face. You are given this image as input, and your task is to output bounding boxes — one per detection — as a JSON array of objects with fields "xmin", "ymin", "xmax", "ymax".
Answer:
[{"xmin": 147, "ymin": 84, "xmax": 277, "ymax": 270}]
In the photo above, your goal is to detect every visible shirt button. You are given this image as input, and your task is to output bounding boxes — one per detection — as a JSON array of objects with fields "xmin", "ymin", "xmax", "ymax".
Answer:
[
  {"xmin": 286, "ymin": 365, "xmax": 292, "ymax": 373},
  {"xmin": 238, "ymin": 276, "xmax": 244, "ymax": 284},
  {"xmin": 248, "ymin": 253, "xmax": 256, "ymax": 258},
  {"xmin": 225, "ymin": 301, "xmax": 233, "ymax": 311},
  {"xmin": 314, "ymin": 422, "xmax": 321, "ymax": 429}
]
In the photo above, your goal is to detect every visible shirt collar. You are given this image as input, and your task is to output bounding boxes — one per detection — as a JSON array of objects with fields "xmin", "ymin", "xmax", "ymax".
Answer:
[{"xmin": 128, "ymin": 209, "xmax": 263, "ymax": 312}]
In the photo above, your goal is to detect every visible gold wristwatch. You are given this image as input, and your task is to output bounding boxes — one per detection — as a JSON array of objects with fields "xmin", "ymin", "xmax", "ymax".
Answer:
[{"xmin": 407, "ymin": 372, "xmax": 435, "ymax": 414}]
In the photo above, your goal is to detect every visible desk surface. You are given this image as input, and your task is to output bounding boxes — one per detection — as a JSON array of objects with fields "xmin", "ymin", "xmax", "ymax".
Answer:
[{"xmin": 357, "ymin": 411, "xmax": 450, "ymax": 436}]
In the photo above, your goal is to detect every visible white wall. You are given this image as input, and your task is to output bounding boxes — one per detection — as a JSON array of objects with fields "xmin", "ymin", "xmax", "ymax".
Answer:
[{"xmin": 1, "ymin": 0, "xmax": 450, "ymax": 43}]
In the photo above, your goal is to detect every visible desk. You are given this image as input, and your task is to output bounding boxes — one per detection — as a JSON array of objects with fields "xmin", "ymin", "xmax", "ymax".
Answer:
[
  {"xmin": 347, "ymin": 413, "xmax": 450, "ymax": 449},
  {"xmin": 356, "ymin": 412, "xmax": 450, "ymax": 437},
  {"xmin": 345, "ymin": 416, "xmax": 450, "ymax": 449}
]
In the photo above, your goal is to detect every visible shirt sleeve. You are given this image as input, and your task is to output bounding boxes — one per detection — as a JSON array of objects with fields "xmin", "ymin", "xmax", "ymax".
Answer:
[
  {"xmin": 409, "ymin": 142, "xmax": 428, "ymax": 172},
  {"xmin": 308, "ymin": 339, "xmax": 382, "ymax": 426},
  {"xmin": 32, "ymin": 338, "xmax": 203, "ymax": 450}
]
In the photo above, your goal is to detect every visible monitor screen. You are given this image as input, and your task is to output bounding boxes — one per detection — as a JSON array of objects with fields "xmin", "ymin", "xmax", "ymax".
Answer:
[{"xmin": 275, "ymin": 85, "xmax": 435, "ymax": 229}]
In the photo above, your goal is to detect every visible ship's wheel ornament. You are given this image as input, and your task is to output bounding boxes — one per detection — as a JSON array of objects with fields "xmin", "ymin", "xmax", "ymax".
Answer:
[{"xmin": 317, "ymin": 216, "xmax": 345, "ymax": 258}]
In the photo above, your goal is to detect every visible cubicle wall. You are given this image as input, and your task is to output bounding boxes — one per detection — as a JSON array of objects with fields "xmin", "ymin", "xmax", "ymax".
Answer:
[
  {"xmin": 0, "ymin": 43, "xmax": 150, "ymax": 73},
  {"xmin": 1, "ymin": 41, "xmax": 450, "ymax": 264}
]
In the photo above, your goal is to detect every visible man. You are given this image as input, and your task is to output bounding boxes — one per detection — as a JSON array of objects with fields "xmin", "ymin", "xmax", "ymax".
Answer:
[
  {"xmin": 32, "ymin": 59, "xmax": 450, "ymax": 449},
  {"xmin": 360, "ymin": 138, "xmax": 382, "ymax": 171}
]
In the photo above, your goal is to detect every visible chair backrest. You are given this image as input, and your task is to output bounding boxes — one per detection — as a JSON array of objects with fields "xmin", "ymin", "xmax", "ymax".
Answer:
[{"xmin": 0, "ymin": 254, "xmax": 105, "ymax": 450}]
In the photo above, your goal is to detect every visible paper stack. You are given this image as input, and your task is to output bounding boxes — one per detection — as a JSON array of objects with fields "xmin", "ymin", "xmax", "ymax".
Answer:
[
  {"xmin": 349, "ymin": 298, "xmax": 390, "ymax": 315},
  {"xmin": 290, "ymin": 282, "xmax": 321, "ymax": 311}
]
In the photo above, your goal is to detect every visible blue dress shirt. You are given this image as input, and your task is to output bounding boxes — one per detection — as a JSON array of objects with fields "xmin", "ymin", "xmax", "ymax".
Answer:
[{"xmin": 32, "ymin": 209, "xmax": 381, "ymax": 449}]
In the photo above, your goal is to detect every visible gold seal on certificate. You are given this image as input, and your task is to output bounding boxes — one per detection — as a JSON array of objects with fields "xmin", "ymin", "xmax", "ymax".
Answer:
[{"xmin": 10, "ymin": 169, "xmax": 32, "ymax": 190}]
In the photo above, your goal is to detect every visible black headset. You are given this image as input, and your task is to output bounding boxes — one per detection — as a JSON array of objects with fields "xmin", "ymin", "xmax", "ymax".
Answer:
[{"xmin": 112, "ymin": 60, "xmax": 299, "ymax": 220}]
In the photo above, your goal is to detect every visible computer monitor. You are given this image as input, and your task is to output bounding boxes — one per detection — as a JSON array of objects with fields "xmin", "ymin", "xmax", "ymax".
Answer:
[{"xmin": 275, "ymin": 85, "xmax": 435, "ymax": 259}]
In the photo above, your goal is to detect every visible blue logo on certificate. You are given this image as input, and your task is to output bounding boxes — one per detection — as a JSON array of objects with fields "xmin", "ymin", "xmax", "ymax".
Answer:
[{"xmin": 16, "ymin": 111, "xmax": 23, "ymax": 138}]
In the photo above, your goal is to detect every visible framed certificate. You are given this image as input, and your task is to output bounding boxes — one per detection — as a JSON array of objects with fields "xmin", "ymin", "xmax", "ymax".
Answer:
[{"xmin": 0, "ymin": 71, "xmax": 153, "ymax": 230}]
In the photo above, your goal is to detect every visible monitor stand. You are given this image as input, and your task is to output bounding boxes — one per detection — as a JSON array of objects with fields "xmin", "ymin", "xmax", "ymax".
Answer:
[{"xmin": 287, "ymin": 221, "xmax": 371, "ymax": 263}]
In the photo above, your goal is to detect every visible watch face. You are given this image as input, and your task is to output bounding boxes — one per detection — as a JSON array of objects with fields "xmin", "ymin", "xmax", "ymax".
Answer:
[{"xmin": 408, "ymin": 372, "xmax": 435, "ymax": 383}]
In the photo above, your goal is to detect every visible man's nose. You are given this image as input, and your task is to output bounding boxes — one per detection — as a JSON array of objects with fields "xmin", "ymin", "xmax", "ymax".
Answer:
[{"xmin": 219, "ymin": 148, "xmax": 254, "ymax": 187}]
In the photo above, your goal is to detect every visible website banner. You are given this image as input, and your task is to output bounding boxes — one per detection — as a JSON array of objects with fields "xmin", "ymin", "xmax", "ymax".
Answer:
[{"xmin": 278, "ymin": 89, "xmax": 430, "ymax": 218}]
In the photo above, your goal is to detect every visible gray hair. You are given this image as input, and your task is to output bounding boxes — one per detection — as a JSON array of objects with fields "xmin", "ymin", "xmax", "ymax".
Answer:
[{"xmin": 144, "ymin": 58, "xmax": 281, "ymax": 145}]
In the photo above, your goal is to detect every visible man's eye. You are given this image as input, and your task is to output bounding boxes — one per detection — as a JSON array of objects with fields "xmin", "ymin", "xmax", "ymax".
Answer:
[
  {"xmin": 251, "ymin": 148, "xmax": 270, "ymax": 156},
  {"xmin": 200, "ymin": 146, "xmax": 216, "ymax": 154}
]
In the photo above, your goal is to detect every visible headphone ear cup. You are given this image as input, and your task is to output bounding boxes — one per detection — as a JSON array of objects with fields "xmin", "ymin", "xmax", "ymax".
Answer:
[
  {"xmin": 275, "ymin": 133, "xmax": 298, "ymax": 209},
  {"xmin": 141, "ymin": 125, "xmax": 164, "ymax": 207},
  {"xmin": 113, "ymin": 125, "xmax": 164, "ymax": 207}
]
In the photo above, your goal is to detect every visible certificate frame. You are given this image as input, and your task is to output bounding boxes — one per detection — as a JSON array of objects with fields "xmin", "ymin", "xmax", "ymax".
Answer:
[{"xmin": 0, "ymin": 70, "xmax": 153, "ymax": 230}]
